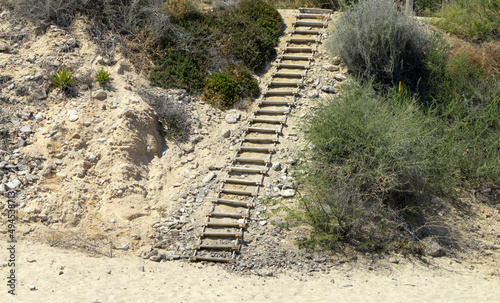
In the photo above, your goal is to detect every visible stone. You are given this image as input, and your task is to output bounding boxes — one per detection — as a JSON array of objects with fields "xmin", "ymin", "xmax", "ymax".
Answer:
[
  {"xmin": 321, "ymin": 86, "xmax": 335, "ymax": 93},
  {"xmin": 96, "ymin": 138, "xmax": 106, "ymax": 143},
  {"xmin": 116, "ymin": 243, "xmax": 130, "ymax": 251},
  {"xmin": 110, "ymin": 218, "xmax": 116, "ymax": 223},
  {"xmin": 331, "ymin": 56, "xmax": 341, "ymax": 65},
  {"xmin": 307, "ymin": 90, "xmax": 319, "ymax": 98},
  {"xmin": 225, "ymin": 111, "xmax": 241, "ymax": 124},
  {"xmin": 67, "ymin": 38, "xmax": 76, "ymax": 46},
  {"xmin": 222, "ymin": 129, "xmax": 231, "ymax": 138},
  {"xmin": 425, "ymin": 240, "xmax": 446, "ymax": 257},
  {"xmin": 20, "ymin": 125, "xmax": 31, "ymax": 134},
  {"xmin": 129, "ymin": 96, "xmax": 140, "ymax": 104},
  {"xmin": 18, "ymin": 138, "xmax": 25, "ymax": 147},
  {"xmin": 28, "ymin": 54, "xmax": 36, "ymax": 63},
  {"xmin": 202, "ymin": 171, "xmax": 216, "ymax": 183},
  {"xmin": 334, "ymin": 74, "xmax": 347, "ymax": 81},
  {"xmin": 279, "ymin": 189, "xmax": 295, "ymax": 198},
  {"xmin": 0, "ymin": 184, "xmax": 6, "ymax": 193},
  {"xmin": 271, "ymin": 162, "xmax": 281, "ymax": 171},
  {"xmin": 0, "ymin": 42, "xmax": 10, "ymax": 52},
  {"xmin": 325, "ymin": 65, "xmax": 339, "ymax": 72},
  {"xmin": 34, "ymin": 89, "xmax": 47, "ymax": 100},
  {"xmin": 256, "ymin": 269, "xmax": 274, "ymax": 277},
  {"xmin": 259, "ymin": 221, "xmax": 267, "ymax": 226},
  {"xmin": 35, "ymin": 113, "xmax": 43, "ymax": 121},
  {"xmin": 93, "ymin": 90, "xmax": 107, "ymax": 100},
  {"xmin": 69, "ymin": 114, "xmax": 79, "ymax": 122},
  {"xmin": 6, "ymin": 179, "xmax": 21, "ymax": 189}
]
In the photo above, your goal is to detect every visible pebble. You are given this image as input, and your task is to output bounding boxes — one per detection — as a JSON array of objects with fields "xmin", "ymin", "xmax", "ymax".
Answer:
[
  {"xmin": 69, "ymin": 114, "xmax": 79, "ymax": 122},
  {"xmin": 6, "ymin": 179, "xmax": 21, "ymax": 189},
  {"xmin": 321, "ymin": 86, "xmax": 336, "ymax": 93},
  {"xmin": 35, "ymin": 113, "xmax": 43, "ymax": 121},
  {"xmin": 96, "ymin": 138, "xmax": 106, "ymax": 143},
  {"xmin": 202, "ymin": 171, "xmax": 216, "ymax": 183},
  {"xmin": 307, "ymin": 90, "xmax": 319, "ymax": 98},
  {"xmin": 279, "ymin": 189, "xmax": 295, "ymax": 198},
  {"xmin": 334, "ymin": 74, "xmax": 347, "ymax": 81},
  {"xmin": 272, "ymin": 162, "xmax": 282, "ymax": 171},
  {"xmin": 324, "ymin": 65, "xmax": 339, "ymax": 72},
  {"xmin": 93, "ymin": 90, "xmax": 107, "ymax": 100},
  {"xmin": 222, "ymin": 129, "xmax": 231, "ymax": 138},
  {"xmin": 225, "ymin": 111, "xmax": 241, "ymax": 124},
  {"xmin": 110, "ymin": 218, "xmax": 116, "ymax": 223},
  {"xmin": 28, "ymin": 54, "xmax": 36, "ymax": 63}
]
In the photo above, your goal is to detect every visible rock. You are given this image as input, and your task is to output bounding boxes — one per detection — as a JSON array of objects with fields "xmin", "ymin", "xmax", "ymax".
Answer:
[
  {"xmin": 67, "ymin": 38, "xmax": 76, "ymax": 46},
  {"xmin": 256, "ymin": 269, "xmax": 274, "ymax": 277},
  {"xmin": 425, "ymin": 241, "xmax": 446, "ymax": 257},
  {"xmin": 20, "ymin": 125, "xmax": 31, "ymax": 134},
  {"xmin": 34, "ymin": 89, "xmax": 47, "ymax": 100},
  {"xmin": 27, "ymin": 285, "xmax": 37, "ymax": 291},
  {"xmin": 321, "ymin": 86, "xmax": 335, "ymax": 93},
  {"xmin": 35, "ymin": 113, "xmax": 43, "ymax": 121},
  {"xmin": 331, "ymin": 56, "xmax": 341, "ymax": 65},
  {"xmin": 96, "ymin": 138, "xmax": 106, "ymax": 143},
  {"xmin": 222, "ymin": 129, "xmax": 231, "ymax": 138},
  {"xmin": 6, "ymin": 179, "xmax": 22, "ymax": 189},
  {"xmin": 110, "ymin": 218, "xmax": 116, "ymax": 223},
  {"xmin": 271, "ymin": 162, "xmax": 281, "ymax": 171},
  {"xmin": 259, "ymin": 221, "xmax": 267, "ymax": 226},
  {"xmin": 129, "ymin": 96, "xmax": 140, "ymax": 104},
  {"xmin": 279, "ymin": 189, "xmax": 295, "ymax": 198},
  {"xmin": 325, "ymin": 65, "xmax": 339, "ymax": 72},
  {"xmin": 225, "ymin": 111, "xmax": 241, "ymax": 124},
  {"xmin": 93, "ymin": 90, "xmax": 107, "ymax": 100},
  {"xmin": 0, "ymin": 184, "xmax": 6, "ymax": 193},
  {"xmin": 149, "ymin": 255, "xmax": 163, "ymax": 262},
  {"xmin": 18, "ymin": 138, "xmax": 25, "ymax": 147},
  {"xmin": 116, "ymin": 243, "xmax": 130, "ymax": 251},
  {"xmin": 0, "ymin": 42, "xmax": 10, "ymax": 52},
  {"xmin": 202, "ymin": 172, "xmax": 216, "ymax": 183},
  {"xmin": 307, "ymin": 90, "xmax": 319, "ymax": 98},
  {"xmin": 28, "ymin": 54, "xmax": 36, "ymax": 63},
  {"xmin": 334, "ymin": 74, "xmax": 347, "ymax": 81},
  {"xmin": 69, "ymin": 114, "xmax": 79, "ymax": 122}
]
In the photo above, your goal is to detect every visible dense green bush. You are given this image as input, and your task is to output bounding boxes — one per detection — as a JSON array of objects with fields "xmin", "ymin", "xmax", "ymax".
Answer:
[
  {"xmin": 435, "ymin": 0, "xmax": 500, "ymax": 42},
  {"xmin": 225, "ymin": 63, "xmax": 260, "ymax": 99},
  {"xmin": 150, "ymin": 49, "xmax": 207, "ymax": 92},
  {"xmin": 238, "ymin": 0, "xmax": 283, "ymax": 40},
  {"xmin": 202, "ymin": 72, "xmax": 241, "ymax": 109},
  {"xmin": 326, "ymin": 0, "xmax": 431, "ymax": 89}
]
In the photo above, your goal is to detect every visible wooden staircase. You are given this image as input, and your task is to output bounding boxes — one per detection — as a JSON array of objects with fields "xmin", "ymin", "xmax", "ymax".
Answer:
[{"xmin": 190, "ymin": 7, "xmax": 332, "ymax": 263}]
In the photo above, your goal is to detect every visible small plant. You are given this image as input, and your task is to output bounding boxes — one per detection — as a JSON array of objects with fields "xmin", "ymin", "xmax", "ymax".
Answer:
[
  {"xmin": 95, "ymin": 68, "xmax": 110, "ymax": 85},
  {"xmin": 202, "ymin": 72, "xmax": 240, "ymax": 109},
  {"xmin": 50, "ymin": 66, "xmax": 75, "ymax": 90}
]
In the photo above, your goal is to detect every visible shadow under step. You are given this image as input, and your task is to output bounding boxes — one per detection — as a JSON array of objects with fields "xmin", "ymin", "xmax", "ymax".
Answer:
[
  {"xmin": 196, "ymin": 244, "xmax": 239, "ymax": 251},
  {"xmin": 190, "ymin": 256, "xmax": 234, "ymax": 263},
  {"xmin": 227, "ymin": 166, "xmax": 268, "ymax": 174},
  {"xmin": 208, "ymin": 211, "xmax": 249, "ymax": 218},
  {"xmin": 244, "ymin": 126, "xmax": 283, "ymax": 134},
  {"xmin": 212, "ymin": 198, "xmax": 253, "ymax": 208},
  {"xmin": 199, "ymin": 232, "xmax": 243, "ymax": 239}
]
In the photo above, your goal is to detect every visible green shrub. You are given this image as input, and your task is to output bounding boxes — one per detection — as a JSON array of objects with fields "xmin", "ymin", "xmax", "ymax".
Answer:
[
  {"xmin": 50, "ymin": 67, "xmax": 75, "ymax": 90},
  {"xmin": 95, "ymin": 68, "xmax": 110, "ymax": 84},
  {"xmin": 202, "ymin": 72, "xmax": 241, "ymax": 109},
  {"xmin": 238, "ymin": 0, "xmax": 283, "ymax": 40},
  {"xmin": 225, "ymin": 63, "xmax": 260, "ymax": 99},
  {"xmin": 150, "ymin": 49, "xmax": 207, "ymax": 92},
  {"xmin": 299, "ymin": 80, "xmax": 440, "ymax": 250},
  {"xmin": 326, "ymin": 0, "xmax": 431, "ymax": 89},
  {"xmin": 435, "ymin": 0, "xmax": 500, "ymax": 42}
]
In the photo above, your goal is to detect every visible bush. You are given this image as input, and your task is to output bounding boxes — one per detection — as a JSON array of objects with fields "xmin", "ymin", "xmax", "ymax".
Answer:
[
  {"xmin": 225, "ymin": 62, "xmax": 260, "ymax": 99},
  {"xmin": 326, "ymin": 0, "xmax": 431, "ymax": 89},
  {"xmin": 202, "ymin": 72, "xmax": 241, "ymax": 109},
  {"xmin": 95, "ymin": 68, "xmax": 110, "ymax": 85},
  {"xmin": 150, "ymin": 49, "xmax": 207, "ymax": 92},
  {"xmin": 162, "ymin": 0, "xmax": 199, "ymax": 20},
  {"xmin": 238, "ymin": 0, "xmax": 283, "ymax": 40},
  {"xmin": 299, "ymin": 80, "xmax": 440, "ymax": 250},
  {"xmin": 435, "ymin": 0, "xmax": 500, "ymax": 42}
]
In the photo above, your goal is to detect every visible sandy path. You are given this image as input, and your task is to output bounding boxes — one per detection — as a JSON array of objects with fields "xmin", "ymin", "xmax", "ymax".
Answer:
[{"xmin": 2, "ymin": 242, "xmax": 499, "ymax": 302}]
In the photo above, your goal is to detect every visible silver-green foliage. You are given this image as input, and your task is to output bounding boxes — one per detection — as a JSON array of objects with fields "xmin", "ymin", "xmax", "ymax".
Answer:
[{"xmin": 327, "ymin": 0, "xmax": 431, "ymax": 87}]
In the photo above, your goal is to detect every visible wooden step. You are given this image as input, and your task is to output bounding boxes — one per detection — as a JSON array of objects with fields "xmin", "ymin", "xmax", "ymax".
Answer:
[
  {"xmin": 287, "ymin": 37, "xmax": 319, "ymax": 44},
  {"xmin": 249, "ymin": 117, "xmax": 286, "ymax": 124},
  {"xmin": 269, "ymin": 80, "xmax": 302, "ymax": 87},
  {"xmin": 209, "ymin": 211, "xmax": 249, "ymax": 218},
  {"xmin": 190, "ymin": 256, "xmax": 234, "ymax": 263},
  {"xmin": 264, "ymin": 90, "xmax": 297, "ymax": 96},
  {"xmin": 272, "ymin": 71, "xmax": 305, "ymax": 78},
  {"xmin": 296, "ymin": 13, "xmax": 330, "ymax": 20},
  {"xmin": 284, "ymin": 46, "xmax": 316, "ymax": 53},
  {"xmin": 206, "ymin": 221, "xmax": 246, "ymax": 229},
  {"xmin": 293, "ymin": 20, "xmax": 328, "ymax": 27},
  {"xmin": 196, "ymin": 244, "xmax": 239, "ymax": 251},
  {"xmin": 219, "ymin": 188, "xmax": 257, "ymax": 196},
  {"xmin": 233, "ymin": 156, "xmax": 270, "ymax": 163},
  {"xmin": 299, "ymin": 8, "xmax": 333, "ymax": 14},
  {"xmin": 290, "ymin": 29, "xmax": 321, "ymax": 35},
  {"xmin": 280, "ymin": 54, "xmax": 311, "ymax": 61},
  {"xmin": 213, "ymin": 198, "xmax": 253, "ymax": 208},
  {"xmin": 243, "ymin": 137, "xmax": 278, "ymax": 143},
  {"xmin": 228, "ymin": 166, "xmax": 267, "ymax": 174},
  {"xmin": 244, "ymin": 126, "xmax": 282, "ymax": 134},
  {"xmin": 259, "ymin": 100, "xmax": 294, "ymax": 106},
  {"xmin": 254, "ymin": 108, "xmax": 290, "ymax": 115},
  {"xmin": 223, "ymin": 178, "xmax": 261, "ymax": 186},
  {"xmin": 237, "ymin": 146, "xmax": 275, "ymax": 153},
  {"xmin": 274, "ymin": 63, "xmax": 309, "ymax": 69},
  {"xmin": 199, "ymin": 232, "xmax": 243, "ymax": 239}
]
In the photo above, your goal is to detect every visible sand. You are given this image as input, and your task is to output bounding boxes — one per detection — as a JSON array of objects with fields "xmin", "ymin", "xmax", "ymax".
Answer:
[{"xmin": 1, "ymin": 241, "xmax": 499, "ymax": 303}]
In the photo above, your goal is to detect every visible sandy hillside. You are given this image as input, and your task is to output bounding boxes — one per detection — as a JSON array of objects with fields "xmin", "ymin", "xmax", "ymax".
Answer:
[{"xmin": 0, "ymin": 5, "xmax": 499, "ymax": 303}]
